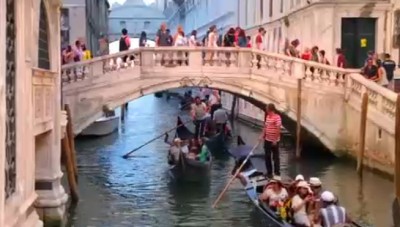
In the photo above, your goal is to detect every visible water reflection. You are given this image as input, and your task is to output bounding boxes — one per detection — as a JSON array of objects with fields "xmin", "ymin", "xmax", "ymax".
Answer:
[{"xmin": 68, "ymin": 95, "xmax": 393, "ymax": 227}]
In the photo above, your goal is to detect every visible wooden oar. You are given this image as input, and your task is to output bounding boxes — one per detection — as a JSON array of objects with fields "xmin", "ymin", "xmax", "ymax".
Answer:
[
  {"xmin": 122, "ymin": 119, "xmax": 192, "ymax": 159},
  {"xmin": 212, "ymin": 139, "xmax": 261, "ymax": 208}
]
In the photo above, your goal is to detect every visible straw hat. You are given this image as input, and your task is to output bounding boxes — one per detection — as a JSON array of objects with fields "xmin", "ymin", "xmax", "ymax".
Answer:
[
  {"xmin": 297, "ymin": 180, "xmax": 312, "ymax": 193},
  {"xmin": 309, "ymin": 177, "xmax": 322, "ymax": 186},
  {"xmin": 174, "ymin": 138, "xmax": 182, "ymax": 143},
  {"xmin": 295, "ymin": 174, "xmax": 304, "ymax": 181}
]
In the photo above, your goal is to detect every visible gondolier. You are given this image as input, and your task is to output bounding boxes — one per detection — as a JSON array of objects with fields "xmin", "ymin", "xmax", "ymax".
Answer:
[
  {"xmin": 213, "ymin": 104, "xmax": 228, "ymax": 134},
  {"xmin": 191, "ymin": 97, "xmax": 208, "ymax": 138},
  {"xmin": 260, "ymin": 103, "xmax": 282, "ymax": 178}
]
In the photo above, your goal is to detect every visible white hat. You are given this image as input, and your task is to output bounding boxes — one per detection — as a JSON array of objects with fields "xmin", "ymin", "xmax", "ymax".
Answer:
[
  {"xmin": 174, "ymin": 138, "xmax": 182, "ymax": 143},
  {"xmin": 297, "ymin": 180, "xmax": 309, "ymax": 189},
  {"xmin": 321, "ymin": 191, "xmax": 335, "ymax": 202},
  {"xmin": 309, "ymin": 177, "xmax": 322, "ymax": 186},
  {"xmin": 295, "ymin": 174, "xmax": 304, "ymax": 181}
]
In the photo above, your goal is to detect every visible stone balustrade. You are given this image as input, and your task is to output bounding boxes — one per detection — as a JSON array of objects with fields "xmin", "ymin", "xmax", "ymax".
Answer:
[{"xmin": 32, "ymin": 68, "xmax": 56, "ymax": 135}]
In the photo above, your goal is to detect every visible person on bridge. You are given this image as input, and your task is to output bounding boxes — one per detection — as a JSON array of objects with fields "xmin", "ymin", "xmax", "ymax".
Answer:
[
  {"xmin": 260, "ymin": 103, "xmax": 282, "ymax": 178},
  {"xmin": 119, "ymin": 28, "xmax": 131, "ymax": 62},
  {"xmin": 191, "ymin": 97, "xmax": 208, "ymax": 138}
]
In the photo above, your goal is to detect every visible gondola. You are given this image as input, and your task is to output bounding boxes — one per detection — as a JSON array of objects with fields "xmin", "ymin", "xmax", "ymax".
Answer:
[
  {"xmin": 176, "ymin": 116, "xmax": 229, "ymax": 157},
  {"xmin": 164, "ymin": 117, "xmax": 212, "ymax": 181},
  {"xmin": 230, "ymin": 137, "xmax": 364, "ymax": 227}
]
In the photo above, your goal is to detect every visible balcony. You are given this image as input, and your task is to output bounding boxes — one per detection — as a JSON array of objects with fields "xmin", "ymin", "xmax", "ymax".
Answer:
[{"xmin": 32, "ymin": 68, "xmax": 56, "ymax": 136}]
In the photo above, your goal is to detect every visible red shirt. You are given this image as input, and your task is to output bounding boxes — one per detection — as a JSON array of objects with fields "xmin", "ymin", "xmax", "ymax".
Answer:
[
  {"xmin": 337, "ymin": 54, "xmax": 346, "ymax": 68},
  {"xmin": 301, "ymin": 53, "xmax": 311, "ymax": 60},
  {"xmin": 255, "ymin": 34, "xmax": 263, "ymax": 50},
  {"xmin": 264, "ymin": 113, "xmax": 282, "ymax": 142}
]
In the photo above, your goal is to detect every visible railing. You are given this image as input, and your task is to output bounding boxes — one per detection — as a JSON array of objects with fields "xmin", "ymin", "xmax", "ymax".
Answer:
[
  {"xmin": 32, "ymin": 68, "xmax": 56, "ymax": 135},
  {"xmin": 61, "ymin": 47, "xmax": 354, "ymax": 87}
]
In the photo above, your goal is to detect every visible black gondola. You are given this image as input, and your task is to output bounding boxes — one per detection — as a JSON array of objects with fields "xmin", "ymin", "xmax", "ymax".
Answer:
[
  {"xmin": 176, "ymin": 116, "xmax": 229, "ymax": 157},
  {"xmin": 231, "ymin": 137, "xmax": 364, "ymax": 227},
  {"xmin": 164, "ymin": 117, "xmax": 212, "ymax": 181}
]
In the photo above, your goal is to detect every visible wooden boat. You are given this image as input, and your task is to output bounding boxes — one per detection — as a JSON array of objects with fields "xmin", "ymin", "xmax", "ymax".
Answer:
[
  {"xmin": 232, "ymin": 137, "xmax": 363, "ymax": 227},
  {"xmin": 176, "ymin": 116, "xmax": 229, "ymax": 157},
  {"xmin": 80, "ymin": 111, "xmax": 119, "ymax": 137},
  {"xmin": 165, "ymin": 118, "xmax": 212, "ymax": 181}
]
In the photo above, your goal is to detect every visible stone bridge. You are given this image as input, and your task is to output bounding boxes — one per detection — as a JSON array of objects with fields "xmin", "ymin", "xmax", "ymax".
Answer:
[{"xmin": 61, "ymin": 47, "xmax": 397, "ymax": 174}]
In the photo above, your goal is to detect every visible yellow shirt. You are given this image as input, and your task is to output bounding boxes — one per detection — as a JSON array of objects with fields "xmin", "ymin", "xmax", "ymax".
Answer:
[{"xmin": 83, "ymin": 50, "xmax": 92, "ymax": 60}]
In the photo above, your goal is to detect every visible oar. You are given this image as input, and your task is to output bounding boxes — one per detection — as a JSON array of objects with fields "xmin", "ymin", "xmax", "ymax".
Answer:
[
  {"xmin": 212, "ymin": 139, "xmax": 261, "ymax": 208},
  {"xmin": 122, "ymin": 119, "xmax": 192, "ymax": 159}
]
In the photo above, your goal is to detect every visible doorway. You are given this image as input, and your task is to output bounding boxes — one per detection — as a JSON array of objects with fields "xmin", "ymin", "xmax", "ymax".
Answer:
[{"xmin": 341, "ymin": 18, "xmax": 376, "ymax": 68}]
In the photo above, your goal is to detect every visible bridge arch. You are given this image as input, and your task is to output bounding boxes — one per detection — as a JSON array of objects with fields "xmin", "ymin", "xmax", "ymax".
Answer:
[{"xmin": 75, "ymin": 77, "xmax": 335, "ymax": 151}]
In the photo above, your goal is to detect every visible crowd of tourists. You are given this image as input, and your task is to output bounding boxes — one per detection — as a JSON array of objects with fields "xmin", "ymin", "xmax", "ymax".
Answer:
[{"xmin": 61, "ymin": 40, "xmax": 92, "ymax": 65}]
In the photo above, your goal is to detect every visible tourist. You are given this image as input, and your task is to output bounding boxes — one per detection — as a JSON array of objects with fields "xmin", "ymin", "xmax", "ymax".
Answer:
[
  {"xmin": 311, "ymin": 46, "xmax": 319, "ymax": 62},
  {"xmin": 223, "ymin": 28, "xmax": 235, "ymax": 47},
  {"xmin": 246, "ymin": 36, "xmax": 252, "ymax": 48},
  {"xmin": 301, "ymin": 47, "xmax": 312, "ymax": 60},
  {"xmin": 189, "ymin": 30, "xmax": 198, "ymax": 47},
  {"xmin": 208, "ymin": 89, "xmax": 221, "ymax": 118},
  {"xmin": 291, "ymin": 180, "xmax": 313, "ymax": 226},
  {"xmin": 286, "ymin": 39, "xmax": 300, "ymax": 57},
  {"xmin": 319, "ymin": 50, "xmax": 330, "ymax": 65},
  {"xmin": 289, "ymin": 174, "xmax": 305, "ymax": 197},
  {"xmin": 237, "ymin": 29, "xmax": 248, "ymax": 47},
  {"xmin": 207, "ymin": 25, "xmax": 218, "ymax": 62},
  {"xmin": 196, "ymin": 138, "xmax": 209, "ymax": 163},
  {"xmin": 382, "ymin": 53, "xmax": 396, "ymax": 90},
  {"xmin": 255, "ymin": 27, "xmax": 266, "ymax": 68},
  {"xmin": 73, "ymin": 40, "xmax": 83, "ymax": 62},
  {"xmin": 156, "ymin": 23, "xmax": 170, "ymax": 65},
  {"xmin": 335, "ymin": 48, "xmax": 346, "ymax": 68},
  {"xmin": 315, "ymin": 191, "xmax": 351, "ymax": 226},
  {"xmin": 377, "ymin": 59, "xmax": 389, "ymax": 88},
  {"xmin": 168, "ymin": 138, "xmax": 183, "ymax": 164},
  {"xmin": 174, "ymin": 25, "xmax": 187, "ymax": 65},
  {"xmin": 260, "ymin": 103, "xmax": 282, "ymax": 177},
  {"xmin": 309, "ymin": 177, "xmax": 323, "ymax": 214},
  {"xmin": 234, "ymin": 26, "xmax": 241, "ymax": 45},
  {"xmin": 191, "ymin": 97, "xmax": 208, "ymax": 138},
  {"xmin": 62, "ymin": 45, "xmax": 74, "ymax": 65},
  {"xmin": 259, "ymin": 176, "xmax": 288, "ymax": 211},
  {"xmin": 82, "ymin": 44, "xmax": 92, "ymax": 60},
  {"xmin": 213, "ymin": 104, "xmax": 228, "ymax": 134},
  {"xmin": 139, "ymin": 31, "xmax": 147, "ymax": 47},
  {"xmin": 119, "ymin": 28, "xmax": 131, "ymax": 63},
  {"xmin": 362, "ymin": 58, "xmax": 380, "ymax": 82}
]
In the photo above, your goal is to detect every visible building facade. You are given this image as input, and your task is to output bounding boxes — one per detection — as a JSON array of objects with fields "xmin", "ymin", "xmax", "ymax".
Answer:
[
  {"xmin": 108, "ymin": 0, "xmax": 166, "ymax": 41},
  {"xmin": 1, "ymin": 0, "xmax": 65, "ymax": 226},
  {"xmin": 62, "ymin": 0, "xmax": 110, "ymax": 56}
]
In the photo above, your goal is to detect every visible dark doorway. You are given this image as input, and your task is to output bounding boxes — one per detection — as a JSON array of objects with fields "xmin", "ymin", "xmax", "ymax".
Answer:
[{"xmin": 341, "ymin": 18, "xmax": 376, "ymax": 68}]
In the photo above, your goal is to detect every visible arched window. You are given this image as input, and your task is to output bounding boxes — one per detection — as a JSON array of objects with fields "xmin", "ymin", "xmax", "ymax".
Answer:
[
  {"xmin": 5, "ymin": 0, "xmax": 17, "ymax": 199},
  {"xmin": 38, "ymin": 1, "xmax": 50, "ymax": 69}
]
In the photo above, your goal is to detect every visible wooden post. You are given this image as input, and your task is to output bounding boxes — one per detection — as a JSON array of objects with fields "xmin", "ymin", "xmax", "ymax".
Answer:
[
  {"xmin": 64, "ymin": 104, "xmax": 78, "ymax": 182},
  {"xmin": 395, "ymin": 94, "xmax": 400, "ymax": 199},
  {"xmin": 230, "ymin": 95, "xmax": 237, "ymax": 121},
  {"xmin": 62, "ymin": 132, "xmax": 79, "ymax": 203},
  {"xmin": 295, "ymin": 79, "xmax": 302, "ymax": 158},
  {"xmin": 393, "ymin": 94, "xmax": 400, "ymax": 226},
  {"xmin": 121, "ymin": 104, "xmax": 126, "ymax": 121},
  {"xmin": 357, "ymin": 93, "xmax": 368, "ymax": 174}
]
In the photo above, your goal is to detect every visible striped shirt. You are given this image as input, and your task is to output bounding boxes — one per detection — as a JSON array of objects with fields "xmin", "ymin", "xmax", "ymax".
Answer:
[
  {"xmin": 264, "ymin": 113, "xmax": 282, "ymax": 142},
  {"xmin": 320, "ymin": 205, "xmax": 346, "ymax": 227}
]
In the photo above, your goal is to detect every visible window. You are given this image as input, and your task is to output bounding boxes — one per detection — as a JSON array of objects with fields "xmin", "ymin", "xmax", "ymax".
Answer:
[
  {"xmin": 280, "ymin": 0, "xmax": 283, "ymax": 13},
  {"xmin": 38, "ymin": 1, "xmax": 50, "ymax": 69},
  {"xmin": 269, "ymin": 0, "xmax": 273, "ymax": 17},
  {"xmin": 144, "ymin": 21, "xmax": 150, "ymax": 29},
  {"xmin": 245, "ymin": 0, "xmax": 248, "ymax": 26},
  {"xmin": 260, "ymin": 0, "xmax": 264, "ymax": 20},
  {"xmin": 120, "ymin": 20, "xmax": 126, "ymax": 29}
]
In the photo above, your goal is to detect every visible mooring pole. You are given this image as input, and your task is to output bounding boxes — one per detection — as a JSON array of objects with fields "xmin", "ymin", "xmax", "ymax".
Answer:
[
  {"xmin": 295, "ymin": 79, "xmax": 302, "ymax": 158},
  {"xmin": 393, "ymin": 94, "xmax": 400, "ymax": 226},
  {"xmin": 357, "ymin": 92, "xmax": 368, "ymax": 174},
  {"xmin": 121, "ymin": 104, "xmax": 126, "ymax": 122}
]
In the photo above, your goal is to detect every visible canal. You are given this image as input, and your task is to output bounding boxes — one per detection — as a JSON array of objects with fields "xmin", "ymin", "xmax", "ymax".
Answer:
[{"xmin": 67, "ymin": 95, "xmax": 393, "ymax": 227}]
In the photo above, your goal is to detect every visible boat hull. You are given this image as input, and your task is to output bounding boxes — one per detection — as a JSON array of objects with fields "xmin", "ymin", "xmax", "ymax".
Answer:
[
  {"xmin": 169, "ymin": 154, "xmax": 211, "ymax": 182},
  {"xmin": 80, "ymin": 115, "xmax": 120, "ymax": 136}
]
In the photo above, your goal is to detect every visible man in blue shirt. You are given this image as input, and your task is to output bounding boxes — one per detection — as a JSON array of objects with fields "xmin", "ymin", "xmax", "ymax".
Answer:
[{"xmin": 382, "ymin": 53, "xmax": 396, "ymax": 90}]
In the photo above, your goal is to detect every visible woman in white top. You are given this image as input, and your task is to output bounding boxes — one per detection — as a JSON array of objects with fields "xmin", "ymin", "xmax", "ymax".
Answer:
[
  {"xmin": 174, "ymin": 25, "xmax": 187, "ymax": 65},
  {"xmin": 259, "ymin": 176, "xmax": 288, "ymax": 210},
  {"xmin": 291, "ymin": 180, "xmax": 313, "ymax": 226},
  {"xmin": 206, "ymin": 25, "xmax": 218, "ymax": 63},
  {"xmin": 377, "ymin": 59, "xmax": 389, "ymax": 88},
  {"xmin": 189, "ymin": 30, "xmax": 198, "ymax": 47}
]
